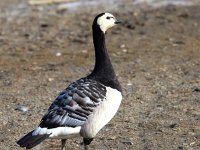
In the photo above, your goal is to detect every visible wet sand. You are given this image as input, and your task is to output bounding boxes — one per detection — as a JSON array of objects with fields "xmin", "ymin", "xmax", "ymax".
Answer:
[{"xmin": 0, "ymin": 0, "xmax": 200, "ymax": 149}]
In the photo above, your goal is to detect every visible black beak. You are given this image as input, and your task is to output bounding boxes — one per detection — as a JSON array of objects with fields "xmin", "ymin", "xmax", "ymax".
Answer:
[{"xmin": 115, "ymin": 20, "xmax": 122, "ymax": 24}]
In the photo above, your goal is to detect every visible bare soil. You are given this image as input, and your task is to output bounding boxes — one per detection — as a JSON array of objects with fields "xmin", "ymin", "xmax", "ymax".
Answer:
[{"xmin": 0, "ymin": 0, "xmax": 200, "ymax": 150}]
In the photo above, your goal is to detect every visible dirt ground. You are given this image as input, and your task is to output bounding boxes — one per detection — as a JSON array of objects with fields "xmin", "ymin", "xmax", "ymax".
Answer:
[{"xmin": 0, "ymin": 0, "xmax": 200, "ymax": 150}]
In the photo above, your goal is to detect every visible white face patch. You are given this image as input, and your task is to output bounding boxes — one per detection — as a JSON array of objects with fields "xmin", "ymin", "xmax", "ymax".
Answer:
[{"xmin": 97, "ymin": 13, "xmax": 117, "ymax": 33}]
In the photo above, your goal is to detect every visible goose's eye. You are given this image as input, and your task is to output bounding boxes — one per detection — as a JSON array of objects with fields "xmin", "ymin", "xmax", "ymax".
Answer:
[{"xmin": 106, "ymin": 16, "xmax": 111, "ymax": 19}]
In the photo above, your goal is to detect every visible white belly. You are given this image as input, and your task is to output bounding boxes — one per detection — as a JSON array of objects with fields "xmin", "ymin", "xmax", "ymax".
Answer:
[{"xmin": 80, "ymin": 87, "xmax": 122, "ymax": 138}]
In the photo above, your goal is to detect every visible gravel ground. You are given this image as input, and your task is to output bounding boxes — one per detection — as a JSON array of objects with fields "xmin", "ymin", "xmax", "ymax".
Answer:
[{"xmin": 0, "ymin": 0, "xmax": 200, "ymax": 150}]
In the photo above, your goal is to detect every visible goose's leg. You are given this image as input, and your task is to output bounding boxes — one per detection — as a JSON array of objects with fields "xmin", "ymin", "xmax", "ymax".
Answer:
[
  {"xmin": 61, "ymin": 139, "xmax": 66, "ymax": 150},
  {"xmin": 83, "ymin": 138, "xmax": 93, "ymax": 150},
  {"xmin": 84, "ymin": 144, "xmax": 89, "ymax": 150}
]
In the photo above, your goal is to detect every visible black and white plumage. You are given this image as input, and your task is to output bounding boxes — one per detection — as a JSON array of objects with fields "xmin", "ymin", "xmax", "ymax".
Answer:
[{"xmin": 17, "ymin": 12, "xmax": 122, "ymax": 150}]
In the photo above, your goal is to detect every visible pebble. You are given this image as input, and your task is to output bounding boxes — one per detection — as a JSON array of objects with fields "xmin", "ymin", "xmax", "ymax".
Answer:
[
  {"xmin": 56, "ymin": 52, "xmax": 62, "ymax": 57},
  {"xmin": 81, "ymin": 50, "xmax": 88, "ymax": 53},
  {"xmin": 107, "ymin": 136, "xmax": 116, "ymax": 140},
  {"xmin": 48, "ymin": 78, "xmax": 54, "ymax": 82},
  {"xmin": 121, "ymin": 140, "xmax": 133, "ymax": 145},
  {"xmin": 193, "ymin": 87, "xmax": 200, "ymax": 92},
  {"xmin": 127, "ymin": 82, "xmax": 132, "ymax": 86},
  {"xmin": 189, "ymin": 142, "xmax": 195, "ymax": 146},
  {"xmin": 120, "ymin": 44, "xmax": 126, "ymax": 48},
  {"xmin": 15, "ymin": 106, "xmax": 29, "ymax": 112},
  {"xmin": 169, "ymin": 123, "xmax": 179, "ymax": 129},
  {"xmin": 122, "ymin": 49, "xmax": 128, "ymax": 53}
]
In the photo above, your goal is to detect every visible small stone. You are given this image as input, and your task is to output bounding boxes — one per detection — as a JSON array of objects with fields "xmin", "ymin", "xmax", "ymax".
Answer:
[
  {"xmin": 48, "ymin": 78, "xmax": 54, "ymax": 82},
  {"xmin": 193, "ymin": 87, "xmax": 200, "ymax": 92},
  {"xmin": 127, "ymin": 82, "xmax": 132, "ymax": 86},
  {"xmin": 107, "ymin": 136, "xmax": 116, "ymax": 140},
  {"xmin": 120, "ymin": 44, "xmax": 126, "ymax": 48},
  {"xmin": 169, "ymin": 123, "xmax": 178, "ymax": 128},
  {"xmin": 56, "ymin": 52, "xmax": 62, "ymax": 57},
  {"xmin": 15, "ymin": 106, "xmax": 29, "ymax": 112},
  {"xmin": 40, "ymin": 24, "xmax": 49, "ymax": 28},
  {"xmin": 121, "ymin": 140, "xmax": 133, "ymax": 145},
  {"xmin": 190, "ymin": 142, "xmax": 195, "ymax": 146},
  {"xmin": 178, "ymin": 146, "xmax": 183, "ymax": 150},
  {"xmin": 122, "ymin": 49, "xmax": 127, "ymax": 53},
  {"xmin": 81, "ymin": 50, "xmax": 88, "ymax": 53}
]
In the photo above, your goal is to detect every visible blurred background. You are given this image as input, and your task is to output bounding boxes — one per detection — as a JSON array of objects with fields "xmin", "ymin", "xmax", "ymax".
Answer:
[{"xmin": 0, "ymin": 0, "xmax": 200, "ymax": 149}]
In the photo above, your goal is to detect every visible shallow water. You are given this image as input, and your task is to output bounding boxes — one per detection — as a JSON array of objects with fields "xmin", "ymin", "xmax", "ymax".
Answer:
[
  {"xmin": 58, "ymin": 0, "xmax": 116, "ymax": 9},
  {"xmin": 134, "ymin": 0, "xmax": 194, "ymax": 7},
  {"xmin": 59, "ymin": 0, "xmax": 198, "ymax": 9},
  {"xmin": 0, "ymin": 0, "xmax": 199, "ymax": 18}
]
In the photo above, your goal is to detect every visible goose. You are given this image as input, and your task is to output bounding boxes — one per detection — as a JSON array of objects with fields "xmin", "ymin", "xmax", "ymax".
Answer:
[{"xmin": 17, "ymin": 12, "xmax": 122, "ymax": 150}]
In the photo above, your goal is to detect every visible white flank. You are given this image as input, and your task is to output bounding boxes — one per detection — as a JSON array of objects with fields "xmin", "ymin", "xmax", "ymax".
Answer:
[
  {"xmin": 32, "ymin": 126, "xmax": 81, "ymax": 139},
  {"xmin": 97, "ymin": 13, "xmax": 116, "ymax": 33},
  {"xmin": 80, "ymin": 87, "xmax": 122, "ymax": 138}
]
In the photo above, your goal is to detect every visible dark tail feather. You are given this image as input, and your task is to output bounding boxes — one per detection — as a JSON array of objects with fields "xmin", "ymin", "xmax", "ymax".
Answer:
[{"xmin": 17, "ymin": 130, "xmax": 50, "ymax": 149}]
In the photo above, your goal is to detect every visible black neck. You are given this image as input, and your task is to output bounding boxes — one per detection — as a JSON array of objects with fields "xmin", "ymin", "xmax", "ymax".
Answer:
[
  {"xmin": 89, "ymin": 23, "xmax": 116, "ymax": 79},
  {"xmin": 87, "ymin": 22, "xmax": 121, "ymax": 92}
]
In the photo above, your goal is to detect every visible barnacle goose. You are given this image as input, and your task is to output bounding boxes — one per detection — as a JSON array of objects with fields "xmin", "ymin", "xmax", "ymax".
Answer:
[{"xmin": 17, "ymin": 12, "xmax": 122, "ymax": 150}]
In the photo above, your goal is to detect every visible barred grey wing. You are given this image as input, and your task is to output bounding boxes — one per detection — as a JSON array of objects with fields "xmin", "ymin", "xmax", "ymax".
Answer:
[{"xmin": 39, "ymin": 78, "xmax": 107, "ymax": 129}]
